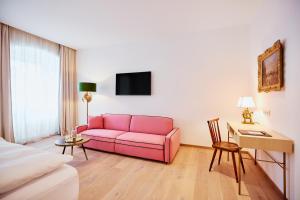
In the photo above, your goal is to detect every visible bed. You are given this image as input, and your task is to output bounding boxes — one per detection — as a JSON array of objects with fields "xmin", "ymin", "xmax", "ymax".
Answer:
[{"xmin": 0, "ymin": 138, "xmax": 79, "ymax": 200}]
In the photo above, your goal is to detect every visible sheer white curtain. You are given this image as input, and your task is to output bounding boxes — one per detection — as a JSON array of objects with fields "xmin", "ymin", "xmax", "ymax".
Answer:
[{"xmin": 10, "ymin": 28, "xmax": 60, "ymax": 143}]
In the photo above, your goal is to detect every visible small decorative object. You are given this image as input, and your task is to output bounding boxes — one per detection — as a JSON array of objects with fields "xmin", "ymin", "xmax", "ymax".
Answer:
[
  {"xmin": 237, "ymin": 97, "xmax": 255, "ymax": 124},
  {"xmin": 65, "ymin": 136, "xmax": 83, "ymax": 143},
  {"xmin": 64, "ymin": 130, "xmax": 83, "ymax": 143},
  {"xmin": 71, "ymin": 130, "xmax": 77, "ymax": 138},
  {"xmin": 65, "ymin": 134, "xmax": 73, "ymax": 143},
  {"xmin": 258, "ymin": 40, "xmax": 283, "ymax": 92},
  {"xmin": 79, "ymin": 82, "xmax": 97, "ymax": 123}
]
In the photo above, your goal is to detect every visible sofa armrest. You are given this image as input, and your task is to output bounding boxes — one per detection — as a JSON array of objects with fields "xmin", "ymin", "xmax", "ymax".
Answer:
[
  {"xmin": 164, "ymin": 128, "xmax": 181, "ymax": 163},
  {"xmin": 76, "ymin": 125, "xmax": 88, "ymax": 134}
]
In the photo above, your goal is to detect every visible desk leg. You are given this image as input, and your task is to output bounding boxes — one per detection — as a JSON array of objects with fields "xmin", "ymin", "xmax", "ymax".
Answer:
[
  {"xmin": 71, "ymin": 146, "xmax": 73, "ymax": 156},
  {"xmin": 283, "ymin": 152, "xmax": 286, "ymax": 200},
  {"xmin": 238, "ymin": 149, "xmax": 242, "ymax": 195},
  {"xmin": 254, "ymin": 149, "xmax": 257, "ymax": 165},
  {"xmin": 227, "ymin": 131, "xmax": 230, "ymax": 161}
]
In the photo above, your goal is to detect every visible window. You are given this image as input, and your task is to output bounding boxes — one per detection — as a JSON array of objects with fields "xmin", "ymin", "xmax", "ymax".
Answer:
[{"xmin": 10, "ymin": 28, "xmax": 60, "ymax": 143}]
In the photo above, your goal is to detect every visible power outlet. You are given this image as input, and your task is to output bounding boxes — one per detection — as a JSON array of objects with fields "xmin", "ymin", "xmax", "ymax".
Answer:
[{"xmin": 263, "ymin": 110, "xmax": 271, "ymax": 116}]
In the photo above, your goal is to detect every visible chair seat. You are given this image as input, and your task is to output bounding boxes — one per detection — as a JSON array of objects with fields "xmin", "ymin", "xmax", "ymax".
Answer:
[
  {"xmin": 212, "ymin": 142, "xmax": 240, "ymax": 152},
  {"xmin": 207, "ymin": 118, "xmax": 245, "ymax": 183}
]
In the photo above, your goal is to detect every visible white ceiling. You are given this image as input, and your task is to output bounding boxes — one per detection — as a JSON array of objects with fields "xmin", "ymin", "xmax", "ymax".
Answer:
[{"xmin": 0, "ymin": 0, "xmax": 262, "ymax": 49}]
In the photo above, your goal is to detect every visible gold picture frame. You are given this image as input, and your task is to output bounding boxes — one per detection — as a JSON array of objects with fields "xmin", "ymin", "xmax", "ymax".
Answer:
[{"xmin": 258, "ymin": 40, "xmax": 283, "ymax": 92}]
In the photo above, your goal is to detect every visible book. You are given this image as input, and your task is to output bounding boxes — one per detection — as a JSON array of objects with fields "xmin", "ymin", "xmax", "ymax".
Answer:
[{"xmin": 238, "ymin": 129, "xmax": 272, "ymax": 137}]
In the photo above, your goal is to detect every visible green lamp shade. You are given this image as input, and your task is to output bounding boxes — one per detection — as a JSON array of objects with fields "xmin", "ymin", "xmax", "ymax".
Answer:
[{"xmin": 79, "ymin": 82, "xmax": 96, "ymax": 92}]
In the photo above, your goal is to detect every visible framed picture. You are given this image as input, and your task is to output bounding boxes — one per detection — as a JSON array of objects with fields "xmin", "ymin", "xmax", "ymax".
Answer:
[{"xmin": 258, "ymin": 40, "xmax": 283, "ymax": 92}]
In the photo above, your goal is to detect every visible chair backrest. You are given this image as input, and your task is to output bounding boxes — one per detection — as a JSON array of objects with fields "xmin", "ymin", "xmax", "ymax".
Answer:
[{"xmin": 207, "ymin": 118, "xmax": 222, "ymax": 144}]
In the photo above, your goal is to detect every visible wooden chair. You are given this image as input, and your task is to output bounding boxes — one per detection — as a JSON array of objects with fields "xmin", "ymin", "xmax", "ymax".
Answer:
[{"xmin": 207, "ymin": 118, "xmax": 245, "ymax": 182}]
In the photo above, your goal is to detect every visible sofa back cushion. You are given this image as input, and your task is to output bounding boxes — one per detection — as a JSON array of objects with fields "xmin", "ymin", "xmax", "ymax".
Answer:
[
  {"xmin": 103, "ymin": 114, "xmax": 132, "ymax": 131},
  {"xmin": 88, "ymin": 115, "xmax": 103, "ymax": 129},
  {"xmin": 130, "ymin": 115, "xmax": 173, "ymax": 135}
]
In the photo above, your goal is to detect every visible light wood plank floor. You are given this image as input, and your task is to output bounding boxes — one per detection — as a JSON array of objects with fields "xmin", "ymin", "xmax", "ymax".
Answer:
[{"xmin": 28, "ymin": 136, "xmax": 283, "ymax": 200}]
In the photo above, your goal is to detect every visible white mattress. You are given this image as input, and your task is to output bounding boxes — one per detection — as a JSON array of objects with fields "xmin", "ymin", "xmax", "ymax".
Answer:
[{"xmin": 0, "ymin": 164, "xmax": 79, "ymax": 200}]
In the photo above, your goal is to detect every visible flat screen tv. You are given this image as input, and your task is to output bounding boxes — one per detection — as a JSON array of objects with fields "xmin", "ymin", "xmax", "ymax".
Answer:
[{"xmin": 116, "ymin": 71, "xmax": 151, "ymax": 95}]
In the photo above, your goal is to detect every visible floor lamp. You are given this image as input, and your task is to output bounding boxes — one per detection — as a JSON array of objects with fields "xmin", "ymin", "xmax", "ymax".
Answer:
[{"xmin": 79, "ymin": 82, "xmax": 96, "ymax": 123}]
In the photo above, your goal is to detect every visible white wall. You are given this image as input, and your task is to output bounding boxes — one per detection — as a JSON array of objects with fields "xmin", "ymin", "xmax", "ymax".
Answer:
[
  {"xmin": 77, "ymin": 25, "xmax": 252, "ymax": 146},
  {"xmin": 249, "ymin": 1, "xmax": 300, "ymax": 199},
  {"xmin": 77, "ymin": 1, "xmax": 300, "ymax": 198}
]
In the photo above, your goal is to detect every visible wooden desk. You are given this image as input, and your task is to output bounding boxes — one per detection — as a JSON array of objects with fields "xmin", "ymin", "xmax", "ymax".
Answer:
[{"xmin": 227, "ymin": 121, "xmax": 294, "ymax": 200}]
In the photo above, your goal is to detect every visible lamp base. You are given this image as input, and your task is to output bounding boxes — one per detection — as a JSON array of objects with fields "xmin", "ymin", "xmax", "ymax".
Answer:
[
  {"xmin": 242, "ymin": 120, "xmax": 255, "ymax": 125},
  {"xmin": 241, "ymin": 108, "xmax": 254, "ymax": 125}
]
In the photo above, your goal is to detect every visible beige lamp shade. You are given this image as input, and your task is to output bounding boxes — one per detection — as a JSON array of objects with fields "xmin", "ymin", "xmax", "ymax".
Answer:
[{"xmin": 237, "ymin": 96, "xmax": 255, "ymax": 108}]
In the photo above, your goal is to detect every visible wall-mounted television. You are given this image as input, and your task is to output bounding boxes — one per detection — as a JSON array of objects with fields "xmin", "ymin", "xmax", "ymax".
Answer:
[{"xmin": 116, "ymin": 71, "xmax": 151, "ymax": 95}]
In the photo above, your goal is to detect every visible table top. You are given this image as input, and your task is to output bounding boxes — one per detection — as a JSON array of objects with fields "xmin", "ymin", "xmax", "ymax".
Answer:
[
  {"xmin": 54, "ymin": 137, "xmax": 90, "ymax": 147},
  {"xmin": 227, "ymin": 121, "xmax": 294, "ymax": 153}
]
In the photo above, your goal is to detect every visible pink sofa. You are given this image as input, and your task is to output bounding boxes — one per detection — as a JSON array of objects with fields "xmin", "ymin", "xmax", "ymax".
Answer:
[{"xmin": 76, "ymin": 114, "xmax": 180, "ymax": 163}]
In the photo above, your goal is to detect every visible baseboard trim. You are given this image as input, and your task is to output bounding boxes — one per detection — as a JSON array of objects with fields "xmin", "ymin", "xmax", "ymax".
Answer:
[
  {"xmin": 180, "ymin": 143, "xmax": 213, "ymax": 149},
  {"xmin": 180, "ymin": 143, "xmax": 248, "ymax": 154}
]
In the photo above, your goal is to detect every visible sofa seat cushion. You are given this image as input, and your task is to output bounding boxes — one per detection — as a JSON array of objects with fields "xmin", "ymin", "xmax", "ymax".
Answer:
[
  {"xmin": 130, "ymin": 115, "xmax": 173, "ymax": 135},
  {"xmin": 81, "ymin": 129, "xmax": 126, "ymax": 143},
  {"xmin": 116, "ymin": 132, "xmax": 165, "ymax": 150}
]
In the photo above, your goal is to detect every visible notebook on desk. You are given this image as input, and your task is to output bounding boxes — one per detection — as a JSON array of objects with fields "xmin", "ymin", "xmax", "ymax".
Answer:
[{"xmin": 238, "ymin": 129, "xmax": 272, "ymax": 137}]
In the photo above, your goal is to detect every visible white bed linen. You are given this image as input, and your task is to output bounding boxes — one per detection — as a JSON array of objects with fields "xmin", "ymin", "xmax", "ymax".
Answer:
[
  {"xmin": 0, "ymin": 138, "xmax": 73, "ymax": 194},
  {"xmin": 0, "ymin": 164, "xmax": 79, "ymax": 200}
]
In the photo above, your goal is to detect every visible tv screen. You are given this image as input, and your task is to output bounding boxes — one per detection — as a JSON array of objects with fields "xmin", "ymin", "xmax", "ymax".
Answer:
[{"xmin": 116, "ymin": 71, "xmax": 151, "ymax": 95}]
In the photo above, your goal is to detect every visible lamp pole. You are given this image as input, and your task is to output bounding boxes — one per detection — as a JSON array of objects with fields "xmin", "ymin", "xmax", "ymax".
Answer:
[
  {"xmin": 82, "ymin": 91, "xmax": 92, "ymax": 124},
  {"xmin": 79, "ymin": 82, "xmax": 96, "ymax": 124},
  {"xmin": 86, "ymin": 99, "xmax": 89, "ymax": 124}
]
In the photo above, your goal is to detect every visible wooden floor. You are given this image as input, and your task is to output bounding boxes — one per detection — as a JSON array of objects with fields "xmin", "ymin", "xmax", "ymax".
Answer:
[{"xmin": 28, "ymin": 136, "xmax": 283, "ymax": 200}]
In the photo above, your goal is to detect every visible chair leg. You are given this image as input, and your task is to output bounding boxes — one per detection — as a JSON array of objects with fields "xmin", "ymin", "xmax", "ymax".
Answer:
[
  {"xmin": 231, "ymin": 152, "xmax": 238, "ymax": 182},
  {"xmin": 218, "ymin": 150, "xmax": 223, "ymax": 165},
  {"xmin": 227, "ymin": 152, "xmax": 230, "ymax": 162},
  {"xmin": 209, "ymin": 148, "xmax": 218, "ymax": 172},
  {"xmin": 239, "ymin": 150, "xmax": 246, "ymax": 174}
]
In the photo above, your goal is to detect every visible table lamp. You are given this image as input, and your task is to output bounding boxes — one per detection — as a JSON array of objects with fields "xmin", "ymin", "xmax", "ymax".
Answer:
[
  {"xmin": 237, "ymin": 96, "xmax": 255, "ymax": 124},
  {"xmin": 79, "ymin": 82, "xmax": 96, "ymax": 123}
]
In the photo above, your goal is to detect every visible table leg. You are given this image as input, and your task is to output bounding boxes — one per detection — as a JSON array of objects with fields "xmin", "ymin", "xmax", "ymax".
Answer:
[
  {"xmin": 283, "ymin": 152, "xmax": 286, "ymax": 200},
  {"xmin": 238, "ymin": 149, "xmax": 242, "ymax": 195},
  {"xmin": 62, "ymin": 146, "xmax": 66, "ymax": 154},
  {"xmin": 71, "ymin": 146, "xmax": 73, "ymax": 156},
  {"xmin": 82, "ymin": 144, "xmax": 88, "ymax": 160},
  {"xmin": 254, "ymin": 149, "xmax": 257, "ymax": 165},
  {"xmin": 227, "ymin": 131, "xmax": 230, "ymax": 161}
]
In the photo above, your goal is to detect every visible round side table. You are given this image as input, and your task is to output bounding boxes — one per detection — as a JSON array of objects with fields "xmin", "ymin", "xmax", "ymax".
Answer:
[{"xmin": 55, "ymin": 137, "xmax": 90, "ymax": 160}]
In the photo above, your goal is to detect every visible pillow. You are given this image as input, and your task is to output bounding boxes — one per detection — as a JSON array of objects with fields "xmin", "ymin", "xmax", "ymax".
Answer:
[{"xmin": 88, "ymin": 116, "xmax": 103, "ymax": 129}]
